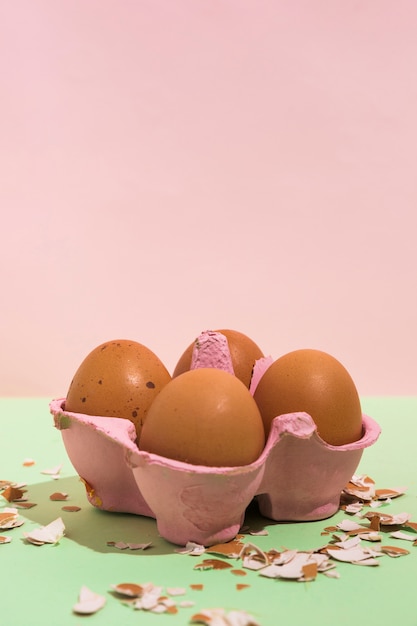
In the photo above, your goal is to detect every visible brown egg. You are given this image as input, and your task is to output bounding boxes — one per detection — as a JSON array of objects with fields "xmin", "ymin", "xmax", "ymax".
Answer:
[
  {"xmin": 139, "ymin": 368, "xmax": 265, "ymax": 467},
  {"xmin": 173, "ymin": 329, "xmax": 264, "ymax": 388},
  {"xmin": 253, "ymin": 349, "xmax": 363, "ymax": 446},
  {"xmin": 65, "ymin": 339, "xmax": 171, "ymax": 440}
]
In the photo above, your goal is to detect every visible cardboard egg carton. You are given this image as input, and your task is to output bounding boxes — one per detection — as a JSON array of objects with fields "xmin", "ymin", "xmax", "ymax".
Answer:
[{"xmin": 50, "ymin": 397, "xmax": 380, "ymax": 547}]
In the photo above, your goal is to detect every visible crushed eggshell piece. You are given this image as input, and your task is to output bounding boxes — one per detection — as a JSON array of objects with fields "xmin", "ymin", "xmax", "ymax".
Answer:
[
  {"xmin": 111, "ymin": 582, "xmax": 191, "ymax": 614},
  {"xmin": 369, "ymin": 500, "xmax": 385, "ymax": 509},
  {"xmin": 336, "ymin": 520, "xmax": 365, "ymax": 533},
  {"xmin": 0, "ymin": 508, "xmax": 24, "ymax": 529},
  {"xmin": 363, "ymin": 511, "xmax": 412, "ymax": 526},
  {"xmin": 179, "ymin": 600, "xmax": 196, "ymax": 608},
  {"xmin": 0, "ymin": 535, "xmax": 12, "ymax": 544},
  {"xmin": 50, "ymin": 492, "xmax": 68, "ymax": 501},
  {"xmin": 206, "ymin": 537, "xmax": 245, "ymax": 558},
  {"xmin": 380, "ymin": 545, "xmax": 410, "ymax": 557},
  {"xmin": 344, "ymin": 475, "xmax": 376, "ymax": 500},
  {"xmin": 369, "ymin": 515, "xmax": 381, "ymax": 531},
  {"xmin": 240, "ymin": 542, "xmax": 269, "ymax": 570},
  {"xmin": 359, "ymin": 532, "xmax": 382, "ymax": 542},
  {"xmin": 41, "ymin": 464, "xmax": 63, "ymax": 479},
  {"xmin": 332, "ymin": 535, "xmax": 362, "ymax": 550},
  {"xmin": 72, "ymin": 586, "xmax": 106, "ymax": 615},
  {"xmin": 126, "ymin": 542, "xmax": 152, "ymax": 550},
  {"xmin": 175, "ymin": 542, "xmax": 206, "ymax": 556},
  {"xmin": 389, "ymin": 530, "xmax": 417, "ymax": 542},
  {"xmin": 159, "ymin": 599, "xmax": 178, "ymax": 614},
  {"xmin": 248, "ymin": 529, "xmax": 269, "ymax": 536},
  {"xmin": 301, "ymin": 561, "xmax": 318, "ymax": 581},
  {"xmin": 231, "ymin": 569, "xmax": 247, "ymax": 576},
  {"xmin": 107, "ymin": 541, "xmax": 152, "ymax": 550},
  {"xmin": 1, "ymin": 486, "xmax": 27, "ymax": 502},
  {"xmin": 190, "ymin": 611, "xmax": 212, "ymax": 624},
  {"xmin": 111, "ymin": 582, "xmax": 144, "ymax": 597},
  {"xmin": 375, "ymin": 487, "xmax": 408, "ymax": 500},
  {"xmin": 13, "ymin": 501, "xmax": 37, "ymax": 509},
  {"xmin": 343, "ymin": 502, "xmax": 364, "ymax": 515},
  {"xmin": 166, "ymin": 587, "xmax": 187, "ymax": 596},
  {"xmin": 270, "ymin": 549, "xmax": 299, "ymax": 565},
  {"xmin": 276, "ymin": 559, "xmax": 310, "ymax": 581},
  {"xmin": 107, "ymin": 541, "xmax": 129, "ymax": 550},
  {"xmin": 325, "ymin": 546, "xmax": 382, "ymax": 564},
  {"xmin": 352, "ymin": 557, "xmax": 380, "ymax": 566},
  {"xmin": 271, "ymin": 552, "xmax": 318, "ymax": 580},
  {"xmin": 242, "ymin": 557, "xmax": 268, "ymax": 571},
  {"xmin": 23, "ymin": 517, "xmax": 65, "ymax": 545},
  {"xmin": 0, "ymin": 480, "xmax": 14, "ymax": 490},
  {"xmin": 112, "ymin": 582, "xmax": 177, "ymax": 614},
  {"xmin": 190, "ymin": 608, "xmax": 260, "ymax": 626},
  {"xmin": 194, "ymin": 558, "xmax": 233, "ymax": 570},
  {"xmin": 133, "ymin": 584, "xmax": 163, "ymax": 610}
]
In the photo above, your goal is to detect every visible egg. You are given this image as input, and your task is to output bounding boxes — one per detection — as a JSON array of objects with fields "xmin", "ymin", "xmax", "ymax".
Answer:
[
  {"xmin": 173, "ymin": 329, "xmax": 264, "ymax": 388},
  {"xmin": 139, "ymin": 368, "xmax": 266, "ymax": 467},
  {"xmin": 65, "ymin": 339, "xmax": 171, "ymax": 440},
  {"xmin": 253, "ymin": 349, "xmax": 363, "ymax": 446}
]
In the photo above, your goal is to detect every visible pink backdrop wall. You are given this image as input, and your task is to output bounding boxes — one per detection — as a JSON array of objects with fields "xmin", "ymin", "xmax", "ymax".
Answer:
[{"xmin": 1, "ymin": 1, "xmax": 416, "ymax": 397}]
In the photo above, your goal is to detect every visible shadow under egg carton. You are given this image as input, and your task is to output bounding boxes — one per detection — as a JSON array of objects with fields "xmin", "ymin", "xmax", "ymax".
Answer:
[{"xmin": 50, "ymin": 399, "xmax": 381, "ymax": 547}]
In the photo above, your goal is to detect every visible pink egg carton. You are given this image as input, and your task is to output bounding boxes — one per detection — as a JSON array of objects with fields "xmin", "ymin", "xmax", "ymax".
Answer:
[
  {"xmin": 50, "ymin": 399, "xmax": 380, "ymax": 547},
  {"xmin": 51, "ymin": 332, "xmax": 381, "ymax": 546}
]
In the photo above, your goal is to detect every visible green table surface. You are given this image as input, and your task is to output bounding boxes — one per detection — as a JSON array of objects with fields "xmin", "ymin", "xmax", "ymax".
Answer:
[{"xmin": 1, "ymin": 397, "xmax": 416, "ymax": 626}]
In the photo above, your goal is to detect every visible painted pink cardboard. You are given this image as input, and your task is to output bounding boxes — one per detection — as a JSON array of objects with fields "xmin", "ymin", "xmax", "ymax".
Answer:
[
  {"xmin": 52, "ymin": 330, "xmax": 381, "ymax": 545},
  {"xmin": 51, "ymin": 400, "xmax": 380, "ymax": 546}
]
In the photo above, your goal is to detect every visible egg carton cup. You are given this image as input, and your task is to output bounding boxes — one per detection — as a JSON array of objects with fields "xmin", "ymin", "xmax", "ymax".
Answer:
[{"xmin": 50, "ymin": 398, "xmax": 381, "ymax": 547}]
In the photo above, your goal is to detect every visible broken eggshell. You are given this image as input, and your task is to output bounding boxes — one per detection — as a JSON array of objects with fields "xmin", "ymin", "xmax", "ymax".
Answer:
[{"xmin": 50, "ymin": 399, "xmax": 380, "ymax": 546}]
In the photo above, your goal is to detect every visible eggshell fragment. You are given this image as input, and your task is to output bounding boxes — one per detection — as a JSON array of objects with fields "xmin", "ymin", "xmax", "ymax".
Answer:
[
  {"xmin": 72, "ymin": 586, "xmax": 106, "ymax": 615},
  {"xmin": 190, "ymin": 608, "xmax": 261, "ymax": 626},
  {"xmin": 23, "ymin": 517, "xmax": 65, "ymax": 545},
  {"xmin": 0, "ymin": 535, "xmax": 12, "ymax": 544},
  {"xmin": 0, "ymin": 508, "xmax": 24, "ymax": 529}
]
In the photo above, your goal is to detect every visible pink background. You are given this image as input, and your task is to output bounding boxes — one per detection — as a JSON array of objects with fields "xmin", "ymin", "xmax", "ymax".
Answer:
[{"xmin": 1, "ymin": 1, "xmax": 416, "ymax": 397}]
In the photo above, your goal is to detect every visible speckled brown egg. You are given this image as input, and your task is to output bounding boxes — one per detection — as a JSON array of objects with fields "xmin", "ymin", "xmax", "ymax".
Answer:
[
  {"xmin": 253, "ymin": 349, "xmax": 363, "ymax": 446},
  {"xmin": 139, "ymin": 368, "xmax": 266, "ymax": 467},
  {"xmin": 65, "ymin": 339, "xmax": 171, "ymax": 440},
  {"xmin": 173, "ymin": 329, "xmax": 264, "ymax": 388}
]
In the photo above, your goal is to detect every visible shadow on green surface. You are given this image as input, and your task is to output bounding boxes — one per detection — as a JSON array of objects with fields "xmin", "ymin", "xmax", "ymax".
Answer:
[
  {"xmin": 16, "ymin": 476, "xmax": 277, "ymax": 556},
  {"xmin": 17, "ymin": 475, "xmax": 173, "ymax": 556}
]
